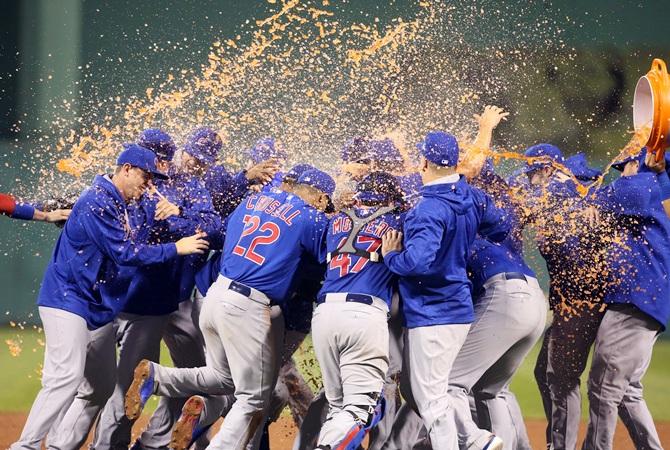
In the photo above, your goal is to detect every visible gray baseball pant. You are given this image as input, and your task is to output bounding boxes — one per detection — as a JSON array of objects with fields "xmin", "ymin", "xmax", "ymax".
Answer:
[
  {"xmin": 311, "ymin": 296, "xmax": 390, "ymax": 447},
  {"xmin": 450, "ymin": 275, "xmax": 546, "ymax": 449},
  {"xmin": 150, "ymin": 275, "xmax": 278, "ymax": 450},
  {"xmin": 11, "ymin": 307, "xmax": 116, "ymax": 450},
  {"xmin": 292, "ymin": 293, "xmax": 403, "ymax": 450},
  {"xmin": 405, "ymin": 322, "xmax": 471, "ymax": 450},
  {"xmin": 534, "ymin": 304, "xmax": 605, "ymax": 450},
  {"xmin": 582, "ymin": 304, "xmax": 663, "ymax": 450}
]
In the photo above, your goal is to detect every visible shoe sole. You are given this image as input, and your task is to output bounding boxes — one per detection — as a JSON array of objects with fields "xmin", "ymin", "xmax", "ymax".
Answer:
[
  {"xmin": 125, "ymin": 359, "xmax": 152, "ymax": 420},
  {"xmin": 483, "ymin": 436, "xmax": 503, "ymax": 450},
  {"xmin": 170, "ymin": 396, "xmax": 205, "ymax": 450}
]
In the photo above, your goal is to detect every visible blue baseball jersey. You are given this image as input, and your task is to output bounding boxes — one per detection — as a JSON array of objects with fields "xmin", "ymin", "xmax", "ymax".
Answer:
[
  {"xmin": 221, "ymin": 190, "xmax": 328, "ymax": 305},
  {"xmin": 319, "ymin": 208, "xmax": 402, "ymax": 307}
]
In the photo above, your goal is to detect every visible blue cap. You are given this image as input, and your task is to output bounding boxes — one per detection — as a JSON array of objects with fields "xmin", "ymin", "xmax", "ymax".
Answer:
[
  {"xmin": 137, "ymin": 129, "xmax": 176, "ymax": 162},
  {"xmin": 355, "ymin": 171, "xmax": 403, "ymax": 204},
  {"xmin": 341, "ymin": 136, "xmax": 372, "ymax": 163},
  {"xmin": 116, "ymin": 143, "xmax": 169, "ymax": 179},
  {"xmin": 522, "ymin": 143, "xmax": 564, "ymax": 173},
  {"xmin": 297, "ymin": 169, "xmax": 336, "ymax": 196},
  {"xmin": 184, "ymin": 127, "xmax": 222, "ymax": 166},
  {"xmin": 248, "ymin": 137, "xmax": 288, "ymax": 164},
  {"xmin": 417, "ymin": 131, "xmax": 459, "ymax": 167},
  {"xmin": 564, "ymin": 153, "xmax": 602, "ymax": 181},
  {"xmin": 369, "ymin": 139, "xmax": 404, "ymax": 171},
  {"xmin": 284, "ymin": 163, "xmax": 316, "ymax": 182}
]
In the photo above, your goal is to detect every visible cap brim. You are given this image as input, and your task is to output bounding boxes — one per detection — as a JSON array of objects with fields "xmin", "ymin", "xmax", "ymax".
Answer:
[{"xmin": 150, "ymin": 170, "xmax": 170, "ymax": 180}]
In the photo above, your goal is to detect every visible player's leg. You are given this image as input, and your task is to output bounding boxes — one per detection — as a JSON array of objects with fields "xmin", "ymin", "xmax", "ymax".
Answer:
[
  {"xmin": 617, "ymin": 346, "xmax": 663, "ymax": 450},
  {"xmin": 378, "ymin": 401, "xmax": 426, "ymax": 450},
  {"xmin": 464, "ymin": 276, "xmax": 546, "ymax": 447},
  {"xmin": 205, "ymin": 288, "xmax": 278, "ymax": 450},
  {"xmin": 139, "ymin": 300, "xmax": 207, "ymax": 450},
  {"xmin": 314, "ymin": 301, "xmax": 389, "ymax": 449},
  {"xmin": 406, "ymin": 323, "xmax": 470, "ymax": 450},
  {"xmin": 368, "ymin": 292, "xmax": 403, "ymax": 450},
  {"xmin": 47, "ymin": 322, "xmax": 117, "ymax": 450},
  {"xmin": 491, "ymin": 388, "xmax": 533, "ymax": 450},
  {"xmin": 546, "ymin": 306, "xmax": 604, "ymax": 450},
  {"xmin": 533, "ymin": 327, "xmax": 551, "ymax": 448},
  {"xmin": 11, "ymin": 307, "xmax": 90, "ymax": 450},
  {"xmin": 292, "ymin": 389, "xmax": 329, "ymax": 450},
  {"xmin": 93, "ymin": 313, "xmax": 169, "ymax": 450},
  {"xmin": 583, "ymin": 306, "xmax": 661, "ymax": 450}
]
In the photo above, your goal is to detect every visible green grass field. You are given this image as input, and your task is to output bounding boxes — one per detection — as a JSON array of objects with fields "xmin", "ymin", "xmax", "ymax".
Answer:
[{"xmin": 1, "ymin": 326, "xmax": 668, "ymax": 420}]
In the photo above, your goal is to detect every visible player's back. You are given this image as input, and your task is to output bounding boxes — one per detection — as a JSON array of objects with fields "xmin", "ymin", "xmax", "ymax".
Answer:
[
  {"xmin": 319, "ymin": 207, "xmax": 402, "ymax": 307},
  {"xmin": 221, "ymin": 190, "xmax": 328, "ymax": 305}
]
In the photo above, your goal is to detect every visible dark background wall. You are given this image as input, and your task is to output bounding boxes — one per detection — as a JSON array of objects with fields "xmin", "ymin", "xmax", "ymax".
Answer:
[{"xmin": 1, "ymin": 0, "xmax": 669, "ymax": 322}]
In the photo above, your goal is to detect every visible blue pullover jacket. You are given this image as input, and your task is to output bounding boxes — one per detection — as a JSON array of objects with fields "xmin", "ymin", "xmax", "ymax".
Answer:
[
  {"xmin": 37, "ymin": 175, "xmax": 179, "ymax": 329},
  {"xmin": 385, "ymin": 175, "xmax": 510, "ymax": 327},
  {"xmin": 597, "ymin": 172, "xmax": 670, "ymax": 330},
  {"xmin": 121, "ymin": 170, "xmax": 222, "ymax": 316}
]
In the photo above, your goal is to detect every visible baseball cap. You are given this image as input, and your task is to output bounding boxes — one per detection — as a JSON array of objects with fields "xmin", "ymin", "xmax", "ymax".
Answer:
[
  {"xmin": 117, "ymin": 143, "xmax": 169, "ymax": 179},
  {"xmin": 283, "ymin": 163, "xmax": 316, "ymax": 183},
  {"xmin": 416, "ymin": 131, "xmax": 459, "ymax": 167},
  {"xmin": 137, "ymin": 128, "xmax": 176, "ymax": 162},
  {"xmin": 355, "ymin": 171, "xmax": 403, "ymax": 205},
  {"xmin": 183, "ymin": 127, "xmax": 222, "ymax": 166},
  {"xmin": 248, "ymin": 137, "xmax": 288, "ymax": 164},
  {"xmin": 297, "ymin": 169, "xmax": 336, "ymax": 196},
  {"xmin": 564, "ymin": 153, "xmax": 602, "ymax": 181},
  {"xmin": 369, "ymin": 139, "xmax": 404, "ymax": 171},
  {"xmin": 341, "ymin": 136, "xmax": 372, "ymax": 163},
  {"xmin": 522, "ymin": 143, "xmax": 564, "ymax": 173}
]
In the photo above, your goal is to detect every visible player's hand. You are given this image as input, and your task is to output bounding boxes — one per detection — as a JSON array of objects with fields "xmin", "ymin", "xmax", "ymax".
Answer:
[
  {"xmin": 473, "ymin": 105, "xmax": 509, "ymax": 131},
  {"xmin": 155, "ymin": 198, "xmax": 180, "ymax": 221},
  {"xmin": 382, "ymin": 229, "xmax": 403, "ymax": 257},
  {"xmin": 44, "ymin": 209, "xmax": 71, "ymax": 223},
  {"xmin": 644, "ymin": 150, "xmax": 666, "ymax": 174},
  {"xmin": 246, "ymin": 159, "xmax": 280, "ymax": 184},
  {"xmin": 175, "ymin": 232, "xmax": 209, "ymax": 255}
]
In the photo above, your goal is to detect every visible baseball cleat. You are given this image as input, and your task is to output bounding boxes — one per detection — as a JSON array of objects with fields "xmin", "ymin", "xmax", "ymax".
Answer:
[
  {"xmin": 482, "ymin": 435, "xmax": 503, "ymax": 450},
  {"xmin": 125, "ymin": 359, "xmax": 155, "ymax": 420},
  {"xmin": 170, "ymin": 395, "xmax": 207, "ymax": 450}
]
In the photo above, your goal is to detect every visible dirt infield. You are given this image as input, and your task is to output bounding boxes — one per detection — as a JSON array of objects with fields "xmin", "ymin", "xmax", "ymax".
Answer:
[{"xmin": 1, "ymin": 412, "xmax": 668, "ymax": 449}]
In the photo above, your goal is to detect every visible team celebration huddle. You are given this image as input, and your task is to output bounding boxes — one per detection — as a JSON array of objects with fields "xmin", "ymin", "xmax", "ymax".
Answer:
[{"xmin": 2, "ymin": 99, "xmax": 668, "ymax": 450}]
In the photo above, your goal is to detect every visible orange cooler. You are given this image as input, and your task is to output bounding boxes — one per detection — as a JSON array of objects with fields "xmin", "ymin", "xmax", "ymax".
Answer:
[{"xmin": 633, "ymin": 58, "xmax": 670, "ymax": 161}]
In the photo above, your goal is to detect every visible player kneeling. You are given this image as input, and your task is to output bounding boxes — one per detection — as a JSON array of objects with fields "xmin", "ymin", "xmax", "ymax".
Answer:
[{"xmin": 313, "ymin": 171, "xmax": 404, "ymax": 449}]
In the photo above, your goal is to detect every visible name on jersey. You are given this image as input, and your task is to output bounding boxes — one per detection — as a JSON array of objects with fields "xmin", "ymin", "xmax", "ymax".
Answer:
[
  {"xmin": 332, "ymin": 215, "xmax": 391, "ymax": 238},
  {"xmin": 245, "ymin": 194, "xmax": 300, "ymax": 225}
]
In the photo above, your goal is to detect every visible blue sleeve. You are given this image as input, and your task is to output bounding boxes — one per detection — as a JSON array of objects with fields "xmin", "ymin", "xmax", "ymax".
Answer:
[
  {"xmin": 11, "ymin": 202, "xmax": 36, "ymax": 220},
  {"xmin": 164, "ymin": 183, "xmax": 222, "ymax": 240},
  {"xmin": 80, "ymin": 199, "xmax": 178, "ymax": 267},
  {"xmin": 301, "ymin": 211, "xmax": 328, "ymax": 264},
  {"xmin": 476, "ymin": 190, "xmax": 510, "ymax": 243},
  {"xmin": 657, "ymin": 171, "xmax": 670, "ymax": 201},
  {"xmin": 384, "ymin": 203, "xmax": 444, "ymax": 276}
]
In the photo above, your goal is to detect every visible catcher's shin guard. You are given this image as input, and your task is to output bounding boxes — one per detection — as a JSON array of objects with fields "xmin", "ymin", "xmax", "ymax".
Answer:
[{"xmin": 332, "ymin": 393, "xmax": 386, "ymax": 450}]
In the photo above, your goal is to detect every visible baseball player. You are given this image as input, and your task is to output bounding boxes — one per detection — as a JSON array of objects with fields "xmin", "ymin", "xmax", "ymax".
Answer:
[
  {"xmin": 0, "ymin": 193, "xmax": 71, "ymax": 223},
  {"xmin": 380, "ymin": 131, "xmax": 510, "ymax": 450},
  {"xmin": 581, "ymin": 149, "xmax": 668, "ymax": 449},
  {"xmin": 89, "ymin": 128, "xmax": 223, "ymax": 450},
  {"xmin": 124, "ymin": 168, "xmax": 334, "ymax": 449},
  {"xmin": 311, "ymin": 171, "xmax": 404, "ymax": 450},
  {"xmin": 521, "ymin": 144, "xmax": 610, "ymax": 450},
  {"xmin": 10, "ymin": 144, "xmax": 209, "ymax": 450}
]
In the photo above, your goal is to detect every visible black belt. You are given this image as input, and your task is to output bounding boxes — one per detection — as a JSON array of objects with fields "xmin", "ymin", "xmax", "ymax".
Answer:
[
  {"xmin": 228, "ymin": 280, "xmax": 252, "ymax": 298},
  {"xmin": 502, "ymin": 272, "xmax": 527, "ymax": 282},
  {"xmin": 316, "ymin": 293, "xmax": 374, "ymax": 306}
]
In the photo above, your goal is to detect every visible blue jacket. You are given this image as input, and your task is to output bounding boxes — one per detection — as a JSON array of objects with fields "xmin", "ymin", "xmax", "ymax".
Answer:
[
  {"xmin": 221, "ymin": 191, "xmax": 328, "ymax": 306},
  {"xmin": 468, "ymin": 167, "xmax": 534, "ymax": 296},
  {"xmin": 204, "ymin": 165, "xmax": 249, "ymax": 219},
  {"xmin": 37, "ymin": 175, "xmax": 178, "ymax": 329},
  {"xmin": 121, "ymin": 171, "xmax": 222, "ymax": 316},
  {"xmin": 597, "ymin": 172, "xmax": 670, "ymax": 330},
  {"xmin": 385, "ymin": 176, "xmax": 510, "ymax": 328},
  {"xmin": 320, "ymin": 207, "xmax": 403, "ymax": 307}
]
